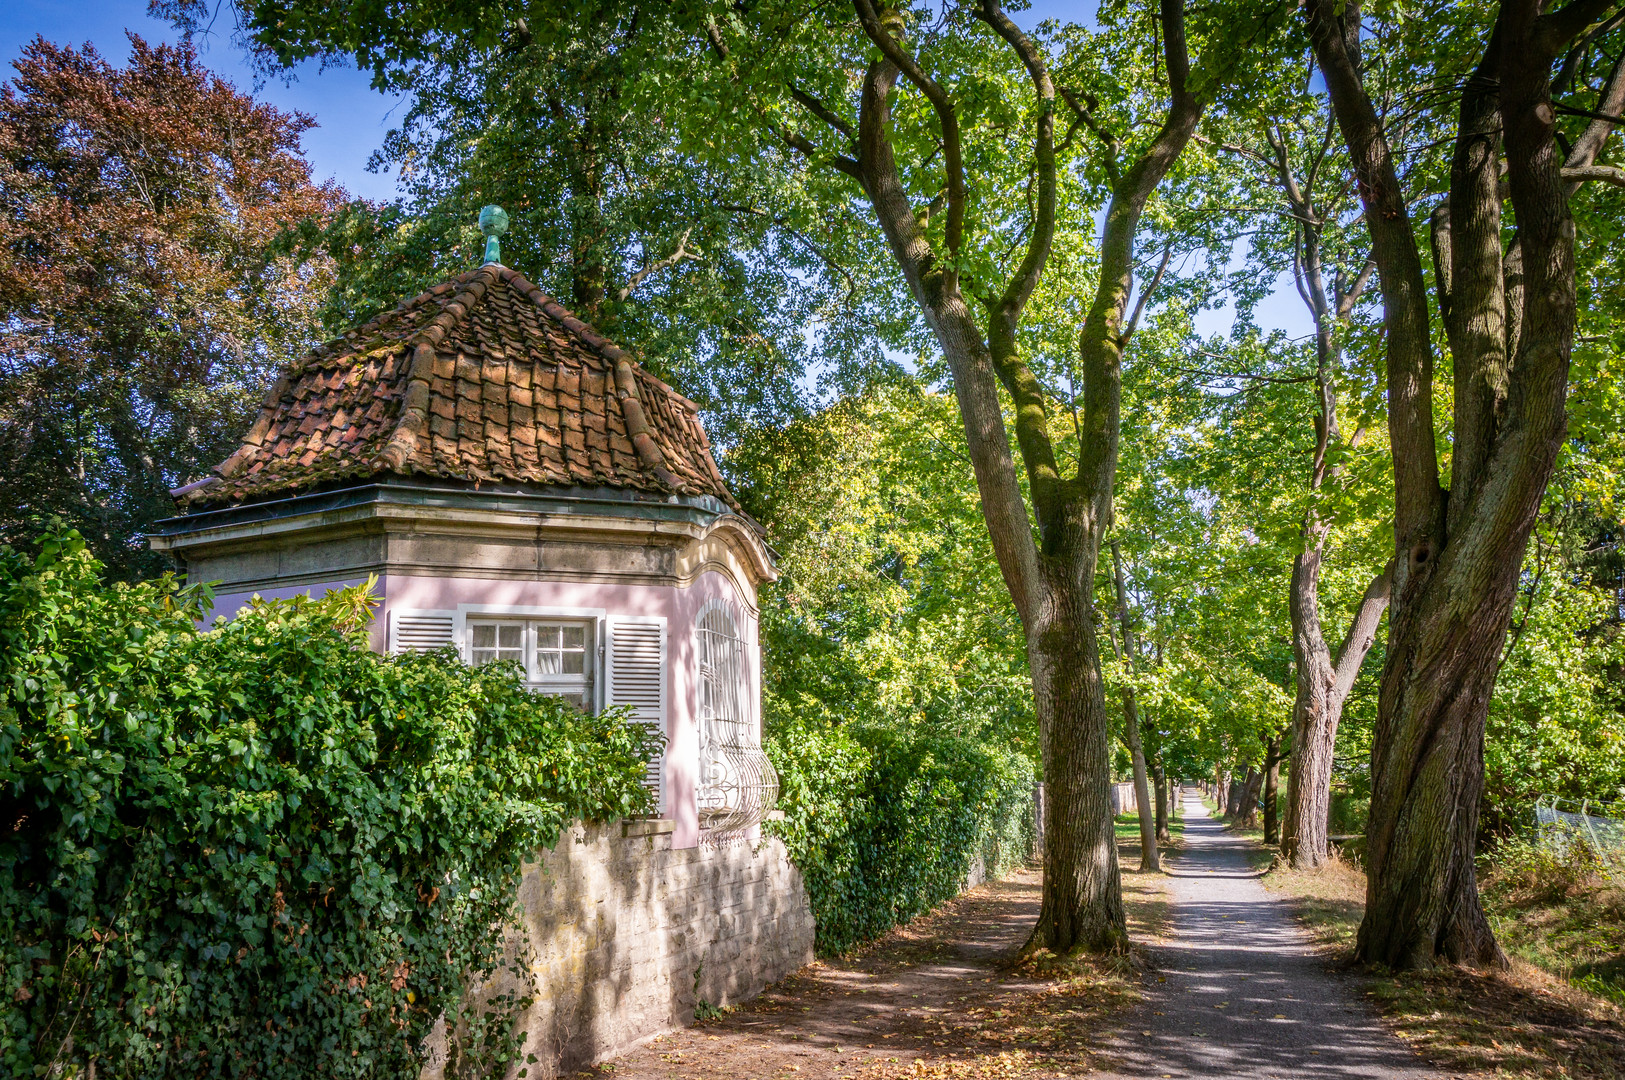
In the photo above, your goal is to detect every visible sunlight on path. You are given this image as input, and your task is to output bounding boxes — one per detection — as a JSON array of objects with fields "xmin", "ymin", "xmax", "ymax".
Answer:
[{"xmin": 1093, "ymin": 791, "xmax": 1437, "ymax": 1080}]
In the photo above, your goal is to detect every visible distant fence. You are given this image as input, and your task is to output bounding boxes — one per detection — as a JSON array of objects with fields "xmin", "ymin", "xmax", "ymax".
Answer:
[{"xmin": 1535, "ymin": 794, "xmax": 1625, "ymax": 854}]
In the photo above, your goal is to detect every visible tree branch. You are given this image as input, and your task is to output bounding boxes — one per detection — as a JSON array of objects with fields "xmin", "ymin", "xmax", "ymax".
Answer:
[
  {"xmin": 1563, "ymin": 162, "xmax": 1625, "ymax": 184},
  {"xmin": 1058, "ymin": 86, "xmax": 1122, "ymax": 184},
  {"xmin": 1331, "ymin": 561, "xmax": 1394, "ymax": 701},
  {"xmin": 1122, "ymin": 245, "xmax": 1172, "ymax": 345},
  {"xmin": 1335, "ymin": 255, "xmax": 1378, "ymax": 317},
  {"xmin": 852, "ymin": 0, "xmax": 966, "ymax": 261},
  {"xmin": 789, "ymin": 84, "xmax": 856, "ymax": 142},
  {"xmin": 771, "ymin": 121, "xmax": 860, "ymax": 178},
  {"xmin": 616, "ymin": 228, "xmax": 700, "ymax": 302},
  {"xmin": 1564, "ymin": 45, "xmax": 1625, "ymax": 193},
  {"xmin": 1303, "ymin": 0, "xmax": 1442, "ymax": 549},
  {"xmin": 1536, "ymin": 0, "xmax": 1624, "ymax": 56},
  {"xmin": 975, "ymin": 0, "xmax": 1065, "ymax": 541}
]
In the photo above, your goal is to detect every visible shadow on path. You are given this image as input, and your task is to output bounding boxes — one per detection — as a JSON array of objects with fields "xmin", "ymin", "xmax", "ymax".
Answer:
[{"xmin": 1094, "ymin": 792, "xmax": 1436, "ymax": 1080}]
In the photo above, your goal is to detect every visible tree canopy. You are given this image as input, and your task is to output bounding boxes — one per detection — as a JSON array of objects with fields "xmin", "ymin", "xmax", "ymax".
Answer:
[{"xmin": 0, "ymin": 35, "xmax": 342, "ymax": 576}]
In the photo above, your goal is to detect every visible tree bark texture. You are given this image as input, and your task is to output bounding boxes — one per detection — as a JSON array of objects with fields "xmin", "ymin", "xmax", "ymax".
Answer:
[
  {"xmin": 1238, "ymin": 768, "xmax": 1264, "ymax": 828},
  {"xmin": 1154, "ymin": 763, "xmax": 1172, "ymax": 844},
  {"xmin": 1304, "ymin": 0, "xmax": 1614, "ymax": 969},
  {"xmin": 1284, "ymin": 561, "xmax": 1390, "ymax": 867}
]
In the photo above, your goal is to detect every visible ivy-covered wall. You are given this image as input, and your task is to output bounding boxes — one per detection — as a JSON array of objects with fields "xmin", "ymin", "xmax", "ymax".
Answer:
[
  {"xmin": 766, "ymin": 719, "xmax": 1036, "ymax": 956},
  {"xmin": 0, "ymin": 534, "xmax": 660, "ymax": 1079}
]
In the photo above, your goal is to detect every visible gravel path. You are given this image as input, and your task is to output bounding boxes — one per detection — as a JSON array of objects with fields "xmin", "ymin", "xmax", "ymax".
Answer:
[{"xmin": 1096, "ymin": 789, "xmax": 1436, "ymax": 1079}]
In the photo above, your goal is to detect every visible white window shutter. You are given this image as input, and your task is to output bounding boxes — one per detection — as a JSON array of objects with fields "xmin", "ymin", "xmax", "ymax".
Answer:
[
  {"xmin": 388, "ymin": 609, "xmax": 457, "ymax": 654},
  {"xmin": 606, "ymin": 617, "xmax": 666, "ymax": 808}
]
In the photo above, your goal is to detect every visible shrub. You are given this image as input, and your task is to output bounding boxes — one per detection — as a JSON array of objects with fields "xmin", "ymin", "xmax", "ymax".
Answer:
[
  {"xmin": 0, "ymin": 533, "xmax": 659, "ymax": 1079},
  {"xmin": 766, "ymin": 718, "xmax": 1035, "ymax": 955},
  {"xmin": 1489, "ymin": 832, "xmax": 1617, "ymax": 903}
]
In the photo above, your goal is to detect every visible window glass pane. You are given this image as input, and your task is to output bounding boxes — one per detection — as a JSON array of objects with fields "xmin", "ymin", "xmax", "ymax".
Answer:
[
  {"xmin": 471, "ymin": 621, "xmax": 524, "ymax": 667},
  {"xmin": 562, "ymin": 626, "xmax": 585, "ymax": 649}
]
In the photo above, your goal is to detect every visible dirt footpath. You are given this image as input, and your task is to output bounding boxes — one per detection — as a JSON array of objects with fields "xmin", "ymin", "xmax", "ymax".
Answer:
[{"xmin": 586, "ymin": 867, "xmax": 1164, "ymax": 1080}]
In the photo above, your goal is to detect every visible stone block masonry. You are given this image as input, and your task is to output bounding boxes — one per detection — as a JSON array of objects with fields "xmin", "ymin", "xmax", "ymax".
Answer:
[{"xmin": 421, "ymin": 820, "xmax": 816, "ymax": 1079}]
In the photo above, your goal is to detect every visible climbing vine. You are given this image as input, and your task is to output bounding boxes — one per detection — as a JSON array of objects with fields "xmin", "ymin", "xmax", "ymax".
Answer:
[{"xmin": 0, "ymin": 533, "xmax": 659, "ymax": 1078}]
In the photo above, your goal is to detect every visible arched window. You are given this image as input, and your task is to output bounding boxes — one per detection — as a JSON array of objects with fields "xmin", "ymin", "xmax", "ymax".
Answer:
[{"xmin": 695, "ymin": 603, "xmax": 776, "ymax": 831}]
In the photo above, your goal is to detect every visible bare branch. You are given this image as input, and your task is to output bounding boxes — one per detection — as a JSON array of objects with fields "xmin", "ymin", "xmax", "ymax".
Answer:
[
  {"xmin": 616, "ymin": 229, "xmax": 701, "ymax": 302},
  {"xmin": 975, "ymin": 0, "xmax": 1057, "ymax": 321},
  {"xmin": 790, "ymin": 84, "xmax": 855, "ymax": 142},
  {"xmin": 1563, "ymin": 162, "xmax": 1625, "ymax": 185},
  {"xmin": 1335, "ymin": 255, "xmax": 1378, "ymax": 317},
  {"xmin": 1536, "ymin": 0, "xmax": 1624, "ymax": 56},
  {"xmin": 1059, "ymin": 86, "xmax": 1122, "ymax": 183},
  {"xmin": 703, "ymin": 17, "xmax": 729, "ymax": 61},
  {"xmin": 1122, "ymin": 245, "xmax": 1172, "ymax": 345},
  {"xmin": 1171, "ymin": 365, "xmax": 1317, "ymax": 384},
  {"xmin": 1565, "ymin": 47, "xmax": 1625, "ymax": 193},
  {"xmin": 1331, "ymin": 561, "xmax": 1394, "ymax": 700},
  {"xmin": 771, "ymin": 121, "xmax": 860, "ymax": 178},
  {"xmin": 851, "ymin": 0, "xmax": 966, "ymax": 259}
]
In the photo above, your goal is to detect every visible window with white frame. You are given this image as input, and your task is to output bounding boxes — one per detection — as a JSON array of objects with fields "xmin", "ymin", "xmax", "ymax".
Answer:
[{"xmin": 468, "ymin": 619, "xmax": 594, "ymax": 708}]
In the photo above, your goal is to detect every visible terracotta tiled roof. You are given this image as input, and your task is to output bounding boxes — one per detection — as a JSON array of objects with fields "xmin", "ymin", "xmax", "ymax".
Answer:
[{"xmin": 179, "ymin": 263, "xmax": 739, "ymax": 510}]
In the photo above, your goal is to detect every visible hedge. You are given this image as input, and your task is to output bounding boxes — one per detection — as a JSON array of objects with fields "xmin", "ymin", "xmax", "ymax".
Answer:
[
  {"xmin": 766, "ymin": 719, "xmax": 1035, "ymax": 955},
  {"xmin": 0, "ymin": 533, "xmax": 659, "ymax": 1079}
]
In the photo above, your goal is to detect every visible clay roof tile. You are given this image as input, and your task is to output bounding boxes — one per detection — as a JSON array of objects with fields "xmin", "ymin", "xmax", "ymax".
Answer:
[{"xmin": 184, "ymin": 264, "xmax": 739, "ymax": 512}]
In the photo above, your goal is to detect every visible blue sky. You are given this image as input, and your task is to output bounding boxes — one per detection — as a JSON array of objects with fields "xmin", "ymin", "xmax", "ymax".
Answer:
[{"xmin": 0, "ymin": 0, "xmax": 1307, "ymax": 338}]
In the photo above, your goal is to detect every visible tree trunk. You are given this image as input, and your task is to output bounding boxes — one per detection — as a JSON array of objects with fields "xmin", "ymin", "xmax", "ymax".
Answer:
[
  {"xmin": 1284, "ymin": 552, "xmax": 1337, "ymax": 865},
  {"xmin": 1284, "ymin": 561, "xmax": 1392, "ymax": 868},
  {"xmin": 1029, "ymin": 591, "xmax": 1126, "ymax": 952},
  {"xmin": 1243, "ymin": 768, "xmax": 1266, "ymax": 827},
  {"xmin": 1303, "ymin": 0, "xmax": 1607, "ymax": 970},
  {"xmin": 1263, "ymin": 733, "xmax": 1282, "ymax": 846},
  {"xmin": 1154, "ymin": 762, "xmax": 1171, "ymax": 844},
  {"xmin": 1109, "ymin": 540, "xmax": 1159, "ymax": 871}
]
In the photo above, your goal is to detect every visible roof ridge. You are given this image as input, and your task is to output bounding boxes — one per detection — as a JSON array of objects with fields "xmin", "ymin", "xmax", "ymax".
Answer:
[
  {"xmin": 378, "ymin": 264, "xmax": 502, "ymax": 471},
  {"xmin": 493, "ymin": 266, "xmax": 687, "ymax": 493}
]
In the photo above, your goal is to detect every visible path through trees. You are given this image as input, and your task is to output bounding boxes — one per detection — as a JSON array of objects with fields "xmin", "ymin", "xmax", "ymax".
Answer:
[{"xmin": 596, "ymin": 791, "xmax": 1435, "ymax": 1079}]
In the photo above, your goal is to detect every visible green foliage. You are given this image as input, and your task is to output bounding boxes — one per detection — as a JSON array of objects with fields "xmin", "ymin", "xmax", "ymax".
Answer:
[
  {"xmin": 737, "ymin": 384, "xmax": 1035, "ymax": 955},
  {"xmin": 0, "ymin": 533, "xmax": 658, "ymax": 1078},
  {"xmin": 766, "ymin": 717, "xmax": 1034, "ymax": 956},
  {"xmin": 735, "ymin": 384, "xmax": 1033, "ymax": 750}
]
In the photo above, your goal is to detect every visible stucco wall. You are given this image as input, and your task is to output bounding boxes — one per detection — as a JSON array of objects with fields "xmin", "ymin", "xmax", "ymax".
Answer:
[
  {"xmin": 201, "ymin": 568, "xmax": 762, "ymax": 851},
  {"xmin": 381, "ymin": 570, "xmax": 759, "ymax": 849},
  {"xmin": 421, "ymin": 821, "xmax": 816, "ymax": 1079}
]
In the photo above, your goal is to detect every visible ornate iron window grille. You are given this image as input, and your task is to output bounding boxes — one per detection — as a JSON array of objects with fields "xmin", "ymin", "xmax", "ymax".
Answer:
[{"xmin": 695, "ymin": 604, "xmax": 778, "ymax": 832}]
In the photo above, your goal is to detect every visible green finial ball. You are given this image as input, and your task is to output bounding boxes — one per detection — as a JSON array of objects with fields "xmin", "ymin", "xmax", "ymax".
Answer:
[
  {"xmin": 478, "ymin": 204, "xmax": 509, "ymax": 237},
  {"xmin": 478, "ymin": 205, "xmax": 509, "ymax": 264}
]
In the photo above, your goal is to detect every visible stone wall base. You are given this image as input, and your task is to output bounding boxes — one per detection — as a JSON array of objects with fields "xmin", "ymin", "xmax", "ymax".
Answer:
[{"xmin": 422, "ymin": 821, "xmax": 815, "ymax": 1078}]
